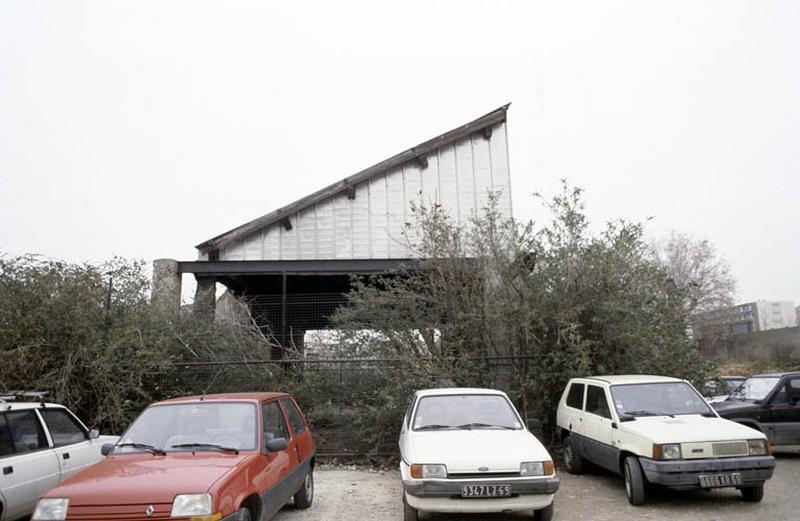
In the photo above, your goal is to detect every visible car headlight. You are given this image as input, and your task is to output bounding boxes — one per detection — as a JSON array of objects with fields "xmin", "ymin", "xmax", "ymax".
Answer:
[
  {"xmin": 410, "ymin": 463, "xmax": 447, "ymax": 479},
  {"xmin": 32, "ymin": 498, "xmax": 69, "ymax": 521},
  {"xmin": 653, "ymin": 443, "xmax": 682, "ymax": 460},
  {"xmin": 748, "ymin": 439, "xmax": 769, "ymax": 455},
  {"xmin": 170, "ymin": 493, "xmax": 212, "ymax": 517},
  {"xmin": 520, "ymin": 461, "xmax": 544, "ymax": 476}
]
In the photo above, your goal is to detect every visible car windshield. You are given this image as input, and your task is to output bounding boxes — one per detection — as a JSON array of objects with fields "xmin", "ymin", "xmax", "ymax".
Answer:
[
  {"xmin": 728, "ymin": 377, "xmax": 780, "ymax": 401},
  {"xmin": 412, "ymin": 394, "xmax": 522, "ymax": 431},
  {"xmin": 116, "ymin": 402, "xmax": 257, "ymax": 453},
  {"xmin": 610, "ymin": 382, "xmax": 713, "ymax": 417}
]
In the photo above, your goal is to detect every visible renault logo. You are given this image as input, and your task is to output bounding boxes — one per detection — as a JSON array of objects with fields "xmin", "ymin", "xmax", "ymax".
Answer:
[
  {"xmin": 478, "ymin": 466, "xmax": 489, "ymax": 472},
  {"xmin": 145, "ymin": 505, "xmax": 154, "ymax": 517}
]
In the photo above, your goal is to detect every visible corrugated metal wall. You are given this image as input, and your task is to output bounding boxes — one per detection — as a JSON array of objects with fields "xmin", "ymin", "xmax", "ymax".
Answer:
[{"xmin": 218, "ymin": 121, "xmax": 512, "ymax": 261}]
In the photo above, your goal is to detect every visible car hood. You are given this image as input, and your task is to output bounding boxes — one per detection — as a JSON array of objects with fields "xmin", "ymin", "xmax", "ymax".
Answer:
[
  {"xmin": 45, "ymin": 452, "xmax": 256, "ymax": 504},
  {"xmin": 405, "ymin": 429, "xmax": 551, "ymax": 473},
  {"xmin": 620, "ymin": 415, "xmax": 764, "ymax": 443},
  {"xmin": 712, "ymin": 400, "xmax": 759, "ymax": 413}
]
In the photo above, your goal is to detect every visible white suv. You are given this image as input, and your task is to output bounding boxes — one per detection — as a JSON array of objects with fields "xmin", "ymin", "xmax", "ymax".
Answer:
[
  {"xmin": 0, "ymin": 393, "xmax": 118, "ymax": 521},
  {"xmin": 400, "ymin": 388, "xmax": 558, "ymax": 521},
  {"xmin": 556, "ymin": 375, "xmax": 775, "ymax": 505}
]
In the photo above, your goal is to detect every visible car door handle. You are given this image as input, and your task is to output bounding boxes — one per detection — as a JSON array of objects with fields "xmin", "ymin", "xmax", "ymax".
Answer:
[
  {"xmin": 62, "ymin": 452, "xmax": 70, "ymax": 460},
  {"xmin": 2, "ymin": 466, "xmax": 12, "ymax": 475}
]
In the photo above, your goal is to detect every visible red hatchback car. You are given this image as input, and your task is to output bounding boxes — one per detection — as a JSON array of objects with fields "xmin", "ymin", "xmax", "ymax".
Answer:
[{"xmin": 31, "ymin": 393, "xmax": 315, "ymax": 521}]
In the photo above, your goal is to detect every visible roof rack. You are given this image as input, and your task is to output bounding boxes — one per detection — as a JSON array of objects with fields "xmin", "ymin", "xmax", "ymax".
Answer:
[{"xmin": 0, "ymin": 391, "xmax": 49, "ymax": 403}]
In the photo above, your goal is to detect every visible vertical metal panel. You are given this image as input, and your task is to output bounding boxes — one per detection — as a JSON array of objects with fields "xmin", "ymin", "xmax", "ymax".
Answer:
[
  {"xmin": 298, "ymin": 206, "xmax": 317, "ymax": 259},
  {"xmin": 471, "ymin": 133, "xmax": 494, "ymax": 214},
  {"xmin": 316, "ymin": 199, "xmax": 335, "ymax": 258},
  {"xmin": 437, "ymin": 144, "xmax": 459, "ymax": 222},
  {"xmin": 333, "ymin": 192, "xmax": 352, "ymax": 259},
  {"xmin": 419, "ymin": 151, "xmax": 439, "ymax": 210},
  {"xmin": 386, "ymin": 166, "xmax": 407, "ymax": 257},
  {"xmin": 455, "ymin": 137, "xmax": 476, "ymax": 225},
  {"xmin": 279, "ymin": 212, "xmax": 299, "ymax": 260},
  {"xmin": 222, "ymin": 239, "xmax": 244, "ymax": 261},
  {"xmin": 402, "ymin": 162, "xmax": 423, "ymax": 251},
  {"xmin": 351, "ymin": 182, "xmax": 370, "ymax": 258},
  {"xmin": 489, "ymin": 122, "xmax": 513, "ymax": 217},
  {"xmin": 369, "ymin": 173, "xmax": 389, "ymax": 257},
  {"xmin": 264, "ymin": 225, "xmax": 280, "ymax": 260},
  {"xmin": 244, "ymin": 232, "xmax": 261, "ymax": 260}
]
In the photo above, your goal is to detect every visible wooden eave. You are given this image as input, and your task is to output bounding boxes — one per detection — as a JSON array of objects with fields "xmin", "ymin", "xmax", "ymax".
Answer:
[{"xmin": 195, "ymin": 103, "xmax": 510, "ymax": 254}]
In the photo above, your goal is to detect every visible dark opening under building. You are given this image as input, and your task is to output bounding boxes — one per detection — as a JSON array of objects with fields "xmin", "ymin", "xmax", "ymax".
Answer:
[{"xmin": 153, "ymin": 105, "xmax": 515, "ymax": 357}]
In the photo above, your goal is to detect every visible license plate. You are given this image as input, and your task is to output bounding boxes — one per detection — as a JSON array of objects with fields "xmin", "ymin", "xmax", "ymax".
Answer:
[
  {"xmin": 698, "ymin": 473, "xmax": 742, "ymax": 488},
  {"xmin": 460, "ymin": 484, "xmax": 511, "ymax": 497}
]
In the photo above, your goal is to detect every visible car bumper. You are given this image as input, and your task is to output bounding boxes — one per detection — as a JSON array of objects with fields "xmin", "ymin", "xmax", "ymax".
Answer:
[
  {"xmin": 403, "ymin": 476, "xmax": 558, "ymax": 513},
  {"xmin": 639, "ymin": 455, "xmax": 775, "ymax": 490}
]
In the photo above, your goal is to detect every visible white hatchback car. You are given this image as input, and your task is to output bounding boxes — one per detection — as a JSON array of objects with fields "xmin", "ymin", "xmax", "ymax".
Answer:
[
  {"xmin": 0, "ymin": 393, "xmax": 118, "ymax": 521},
  {"xmin": 556, "ymin": 375, "xmax": 775, "ymax": 505},
  {"xmin": 399, "ymin": 388, "xmax": 558, "ymax": 521}
]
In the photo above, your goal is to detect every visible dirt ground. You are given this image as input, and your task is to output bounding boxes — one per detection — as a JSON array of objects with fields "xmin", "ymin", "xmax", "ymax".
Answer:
[{"xmin": 275, "ymin": 447, "xmax": 800, "ymax": 521}]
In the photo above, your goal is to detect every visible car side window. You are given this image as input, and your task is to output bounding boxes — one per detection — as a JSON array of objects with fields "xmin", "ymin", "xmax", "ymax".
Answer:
[
  {"xmin": 5, "ymin": 410, "xmax": 48, "ymax": 453},
  {"xmin": 787, "ymin": 378, "xmax": 800, "ymax": 404},
  {"xmin": 281, "ymin": 399, "xmax": 306, "ymax": 436},
  {"xmin": 404, "ymin": 395, "xmax": 416, "ymax": 429},
  {"xmin": 566, "ymin": 383, "xmax": 585, "ymax": 410},
  {"xmin": 262, "ymin": 401, "xmax": 289, "ymax": 442},
  {"xmin": 0, "ymin": 415, "xmax": 14, "ymax": 457},
  {"xmin": 585, "ymin": 385, "xmax": 612, "ymax": 419},
  {"xmin": 39, "ymin": 408, "xmax": 87, "ymax": 447}
]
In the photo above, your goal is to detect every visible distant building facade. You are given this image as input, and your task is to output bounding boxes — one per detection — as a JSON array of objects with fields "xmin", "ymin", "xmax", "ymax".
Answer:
[{"xmin": 692, "ymin": 300, "xmax": 798, "ymax": 339}]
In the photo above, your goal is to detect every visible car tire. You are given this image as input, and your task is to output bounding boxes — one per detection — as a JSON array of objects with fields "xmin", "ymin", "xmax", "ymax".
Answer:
[
  {"xmin": 624, "ymin": 456, "xmax": 646, "ymax": 505},
  {"xmin": 562, "ymin": 436, "xmax": 584, "ymax": 475},
  {"xmin": 403, "ymin": 492, "xmax": 419, "ymax": 521},
  {"xmin": 533, "ymin": 501, "xmax": 554, "ymax": 521},
  {"xmin": 294, "ymin": 468, "xmax": 314, "ymax": 509},
  {"xmin": 235, "ymin": 507, "xmax": 252, "ymax": 521},
  {"xmin": 741, "ymin": 484, "xmax": 764, "ymax": 502}
]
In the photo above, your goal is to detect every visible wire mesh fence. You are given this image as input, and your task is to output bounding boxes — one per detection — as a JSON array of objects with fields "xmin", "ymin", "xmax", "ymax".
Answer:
[{"xmin": 158, "ymin": 355, "xmax": 533, "ymax": 460}]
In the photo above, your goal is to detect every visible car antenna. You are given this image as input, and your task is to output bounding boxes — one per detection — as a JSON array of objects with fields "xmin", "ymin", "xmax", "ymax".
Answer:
[{"xmin": 200, "ymin": 366, "xmax": 226, "ymax": 400}]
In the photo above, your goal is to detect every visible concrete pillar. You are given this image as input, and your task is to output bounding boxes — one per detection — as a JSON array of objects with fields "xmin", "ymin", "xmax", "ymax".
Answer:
[
  {"xmin": 193, "ymin": 275, "xmax": 217, "ymax": 320},
  {"xmin": 152, "ymin": 259, "xmax": 181, "ymax": 313}
]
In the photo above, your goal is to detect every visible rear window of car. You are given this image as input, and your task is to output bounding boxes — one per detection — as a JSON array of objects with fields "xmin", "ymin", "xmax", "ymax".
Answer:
[
  {"xmin": 566, "ymin": 383, "xmax": 585, "ymax": 409},
  {"xmin": 281, "ymin": 399, "xmax": 306, "ymax": 436}
]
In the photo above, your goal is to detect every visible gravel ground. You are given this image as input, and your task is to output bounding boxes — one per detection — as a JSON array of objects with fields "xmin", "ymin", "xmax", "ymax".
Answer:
[{"xmin": 275, "ymin": 447, "xmax": 800, "ymax": 521}]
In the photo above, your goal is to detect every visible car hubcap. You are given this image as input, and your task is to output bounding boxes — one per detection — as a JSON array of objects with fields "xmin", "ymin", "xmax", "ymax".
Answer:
[
  {"xmin": 565, "ymin": 447, "xmax": 572, "ymax": 468},
  {"xmin": 306, "ymin": 474, "xmax": 313, "ymax": 501}
]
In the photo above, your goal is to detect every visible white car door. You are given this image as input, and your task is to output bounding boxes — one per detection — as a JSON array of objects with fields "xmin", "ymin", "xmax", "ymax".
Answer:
[
  {"xmin": 0, "ymin": 411, "xmax": 60, "ymax": 521},
  {"xmin": 36, "ymin": 407, "xmax": 99, "ymax": 481},
  {"xmin": 583, "ymin": 385, "xmax": 618, "ymax": 473}
]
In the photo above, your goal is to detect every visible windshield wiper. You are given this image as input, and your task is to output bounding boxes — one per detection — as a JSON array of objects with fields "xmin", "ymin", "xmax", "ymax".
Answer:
[
  {"xmin": 415, "ymin": 424, "xmax": 452, "ymax": 431},
  {"xmin": 115, "ymin": 442, "xmax": 166, "ymax": 455},
  {"xmin": 456, "ymin": 423, "xmax": 515, "ymax": 430},
  {"xmin": 170, "ymin": 443, "xmax": 240, "ymax": 454},
  {"xmin": 624, "ymin": 410, "xmax": 675, "ymax": 418}
]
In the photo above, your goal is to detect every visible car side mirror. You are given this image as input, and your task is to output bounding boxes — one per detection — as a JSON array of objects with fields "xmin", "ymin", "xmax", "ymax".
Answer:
[
  {"xmin": 88, "ymin": 429, "xmax": 100, "ymax": 440},
  {"xmin": 265, "ymin": 437, "xmax": 288, "ymax": 453},
  {"xmin": 526, "ymin": 419, "xmax": 541, "ymax": 432},
  {"xmin": 791, "ymin": 395, "xmax": 800, "ymax": 405},
  {"xmin": 101, "ymin": 443, "xmax": 115, "ymax": 456}
]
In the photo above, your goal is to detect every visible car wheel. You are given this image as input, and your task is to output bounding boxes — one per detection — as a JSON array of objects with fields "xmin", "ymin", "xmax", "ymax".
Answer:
[
  {"xmin": 562, "ymin": 436, "xmax": 584, "ymax": 474},
  {"xmin": 294, "ymin": 468, "xmax": 314, "ymax": 509},
  {"xmin": 624, "ymin": 456, "xmax": 646, "ymax": 506},
  {"xmin": 533, "ymin": 501, "xmax": 554, "ymax": 521},
  {"xmin": 403, "ymin": 492, "xmax": 419, "ymax": 521},
  {"xmin": 236, "ymin": 507, "xmax": 252, "ymax": 521},
  {"xmin": 741, "ymin": 484, "xmax": 765, "ymax": 502}
]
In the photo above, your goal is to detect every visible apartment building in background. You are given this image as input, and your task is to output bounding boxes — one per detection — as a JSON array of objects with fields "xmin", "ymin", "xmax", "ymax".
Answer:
[{"xmin": 692, "ymin": 300, "xmax": 798, "ymax": 339}]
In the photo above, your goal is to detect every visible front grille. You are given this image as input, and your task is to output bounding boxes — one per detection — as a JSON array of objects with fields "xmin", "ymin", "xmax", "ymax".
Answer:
[
  {"xmin": 447, "ymin": 472, "xmax": 521, "ymax": 479},
  {"xmin": 712, "ymin": 441, "xmax": 749, "ymax": 457},
  {"xmin": 67, "ymin": 503, "xmax": 173, "ymax": 521}
]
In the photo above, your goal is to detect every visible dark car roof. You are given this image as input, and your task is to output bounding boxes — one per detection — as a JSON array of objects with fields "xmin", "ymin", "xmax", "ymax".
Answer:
[
  {"xmin": 751, "ymin": 371, "xmax": 800, "ymax": 378},
  {"xmin": 154, "ymin": 392, "xmax": 291, "ymax": 405}
]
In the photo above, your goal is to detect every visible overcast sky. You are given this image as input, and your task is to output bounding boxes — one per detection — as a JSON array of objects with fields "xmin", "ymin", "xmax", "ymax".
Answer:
[{"xmin": 1, "ymin": 0, "xmax": 798, "ymax": 305}]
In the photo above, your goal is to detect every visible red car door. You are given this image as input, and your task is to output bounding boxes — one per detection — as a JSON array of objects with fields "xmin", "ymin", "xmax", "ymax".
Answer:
[{"xmin": 255, "ymin": 399, "xmax": 294, "ymax": 519}]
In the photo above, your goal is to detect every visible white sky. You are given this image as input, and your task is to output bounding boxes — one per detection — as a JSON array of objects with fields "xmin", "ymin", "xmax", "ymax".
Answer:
[{"xmin": 1, "ymin": 0, "xmax": 798, "ymax": 305}]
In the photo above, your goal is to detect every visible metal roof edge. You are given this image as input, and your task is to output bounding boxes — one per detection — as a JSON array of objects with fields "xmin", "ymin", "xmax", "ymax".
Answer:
[{"xmin": 195, "ymin": 103, "xmax": 511, "ymax": 253}]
